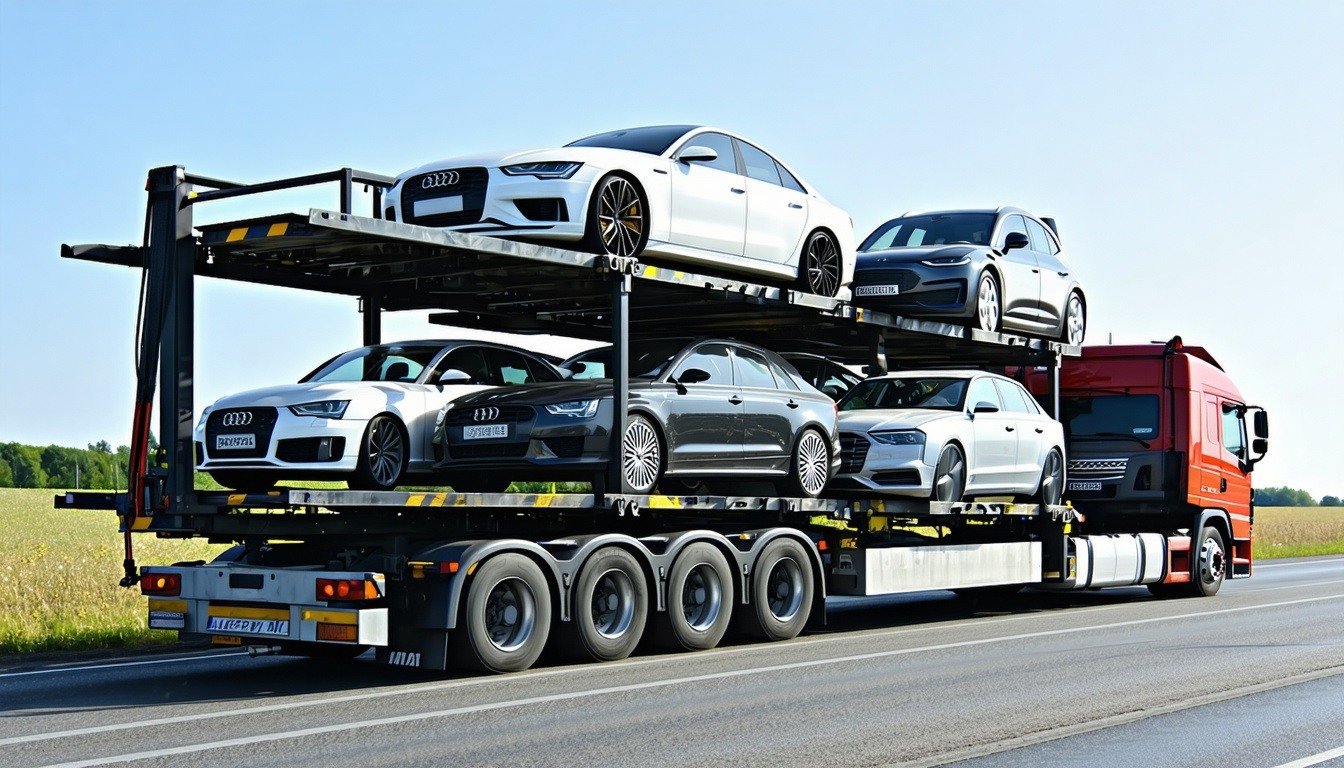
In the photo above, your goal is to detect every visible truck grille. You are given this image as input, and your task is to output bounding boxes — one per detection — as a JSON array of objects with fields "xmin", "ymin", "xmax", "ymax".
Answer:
[
  {"xmin": 204, "ymin": 407, "xmax": 278, "ymax": 459},
  {"xmin": 839, "ymin": 433, "xmax": 870, "ymax": 474},
  {"xmin": 444, "ymin": 405, "xmax": 535, "ymax": 426},
  {"xmin": 400, "ymin": 167, "xmax": 489, "ymax": 227},
  {"xmin": 854, "ymin": 268, "xmax": 920, "ymax": 291},
  {"xmin": 1067, "ymin": 457, "xmax": 1129, "ymax": 481}
]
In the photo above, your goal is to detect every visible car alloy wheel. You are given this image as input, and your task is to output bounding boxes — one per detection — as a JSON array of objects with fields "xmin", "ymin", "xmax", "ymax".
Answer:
[
  {"xmin": 622, "ymin": 415, "xmax": 662, "ymax": 493},
  {"xmin": 1039, "ymin": 449, "xmax": 1064, "ymax": 505},
  {"xmin": 933, "ymin": 445, "xmax": 966, "ymax": 502},
  {"xmin": 796, "ymin": 431, "xmax": 830, "ymax": 497},
  {"xmin": 976, "ymin": 273, "xmax": 1000, "ymax": 332},
  {"xmin": 597, "ymin": 176, "xmax": 644, "ymax": 258},
  {"xmin": 1064, "ymin": 293, "xmax": 1086, "ymax": 344},
  {"xmin": 802, "ymin": 232, "xmax": 842, "ymax": 297}
]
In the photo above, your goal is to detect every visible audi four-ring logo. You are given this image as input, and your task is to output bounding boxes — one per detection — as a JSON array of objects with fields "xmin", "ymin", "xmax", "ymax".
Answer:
[
  {"xmin": 474, "ymin": 407, "xmax": 500, "ymax": 422},
  {"xmin": 422, "ymin": 171, "xmax": 460, "ymax": 188},
  {"xmin": 221, "ymin": 412, "xmax": 253, "ymax": 427}
]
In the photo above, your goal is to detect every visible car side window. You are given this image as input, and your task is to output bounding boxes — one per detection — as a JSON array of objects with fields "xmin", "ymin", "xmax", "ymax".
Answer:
[
  {"xmin": 435, "ymin": 347, "xmax": 490, "ymax": 384},
  {"xmin": 993, "ymin": 379, "xmax": 1036, "ymax": 414},
  {"xmin": 733, "ymin": 349, "xmax": 779, "ymax": 389},
  {"xmin": 967, "ymin": 377, "xmax": 1002, "ymax": 411},
  {"xmin": 1221, "ymin": 404, "xmax": 1246, "ymax": 459},
  {"xmin": 524, "ymin": 356, "xmax": 561, "ymax": 383},
  {"xmin": 680, "ymin": 132, "xmax": 738, "ymax": 174},
  {"xmin": 486, "ymin": 348, "xmax": 539, "ymax": 386},
  {"xmin": 379, "ymin": 355, "xmax": 423, "ymax": 382},
  {"xmin": 674, "ymin": 343, "xmax": 733, "ymax": 385},
  {"xmin": 775, "ymin": 161, "xmax": 806, "ymax": 192},
  {"xmin": 997, "ymin": 214, "xmax": 1029, "ymax": 249},
  {"xmin": 1025, "ymin": 218, "xmax": 1052, "ymax": 253},
  {"xmin": 736, "ymin": 140, "xmax": 782, "ymax": 185},
  {"xmin": 766, "ymin": 357, "xmax": 801, "ymax": 391}
]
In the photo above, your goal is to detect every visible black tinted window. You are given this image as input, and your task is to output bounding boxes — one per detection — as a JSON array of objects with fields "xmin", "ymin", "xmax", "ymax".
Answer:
[
  {"xmin": 434, "ymin": 347, "xmax": 490, "ymax": 384},
  {"xmin": 565, "ymin": 125, "xmax": 694, "ymax": 155},
  {"xmin": 681, "ymin": 132, "xmax": 737, "ymax": 173},
  {"xmin": 840, "ymin": 377, "xmax": 968, "ymax": 411},
  {"xmin": 487, "ymin": 349, "xmax": 539, "ymax": 385},
  {"xmin": 674, "ymin": 344, "xmax": 733, "ymax": 385},
  {"xmin": 1063, "ymin": 395, "xmax": 1160, "ymax": 438},
  {"xmin": 1025, "ymin": 219, "xmax": 1052, "ymax": 253},
  {"xmin": 861, "ymin": 213, "xmax": 995, "ymax": 251},
  {"xmin": 305, "ymin": 345, "xmax": 440, "ymax": 383},
  {"xmin": 734, "ymin": 349, "xmax": 779, "ymax": 389},
  {"xmin": 737, "ymin": 140, "xmax": 782, "ymax": 185},
  {"xmin": 776, "ymin": 161, "xmax": 805, "ymax": 192},
  {"xmin": 524, "ymin": 356, "xmax": 561, "ymax": 383}
]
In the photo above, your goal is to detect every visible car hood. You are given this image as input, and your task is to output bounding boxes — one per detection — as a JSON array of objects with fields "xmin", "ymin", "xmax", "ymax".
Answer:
[
  {"xmin": 837, "ymin": 408, "xmax": 962, "ymax": 432},
  {"xmin": 450, "ymin": 379, "xmax": 644, "ymax": 408},
  {"xmin": 856, "ymin": 245, "xmax": 982, "ymax": 265},
  {"xmin": 397, "ymin": 147, "xmax": 653, "ymax": 180},
  {"xmin": 207, "ymin": 382, "xmax": 406, "ymax": 410}
]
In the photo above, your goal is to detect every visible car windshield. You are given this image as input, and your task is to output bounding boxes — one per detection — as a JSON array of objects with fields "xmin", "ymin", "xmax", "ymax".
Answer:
[
  {"xmin": 562, "ymin": 340, "xmax": 696, "ymax": 379},
  {"xmin": 302, "ymin": 345, "xmax": 443, "ymax": 383},
  {"xmin": 860, "ymin": 213, "xmax": 996, "ymax": 251},
  {"xmin": 839, "ymin": 377, "xmax": 969, "ymax": 411},
  {"xmin": 565, "ymin": 125, "xmax": 695, "ymax": 155},
  {"xmin": 1062, "ymin": 395, "xmax": 1160, "ymax": 438}
]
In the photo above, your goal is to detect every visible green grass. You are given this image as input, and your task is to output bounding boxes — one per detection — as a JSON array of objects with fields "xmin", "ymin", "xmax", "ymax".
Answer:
[{"xmin": 1253, "ymin": 506, "xmax": 1344, "ymax": 559}]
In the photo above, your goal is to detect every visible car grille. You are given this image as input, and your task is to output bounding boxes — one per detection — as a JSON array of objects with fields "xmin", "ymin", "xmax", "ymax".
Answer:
[
  {"xmin": 854, "ymin": 268, "xmax": 920, "ymax": 291},
  {"xmin": 446, "ymin": 442, "xmax": 529, "ymax": 460},
  {"xmin": 204, "ymin": 407, "xmax": 278, "ymax": 460},
  {"xmin": 543, "ymin": 436, "xmax": 587, "ymax": 458},
  {"xmin": 276, "ymin": 437, "xmax": 346, "ymax": 463},
  {"xmin": 1067, "ymin": 457, "xmax": 1129, "ymax": 481},
  {"xmin": 444, "ymin": 405, "xmax": 535, "ymax": 426},
  {"xmin": 400, "ymin": 167, "xmax": 489, "ymax": 227},
  {"xmin": 839, "ymin": 433, "xmax": 870, "ymax": 474}
]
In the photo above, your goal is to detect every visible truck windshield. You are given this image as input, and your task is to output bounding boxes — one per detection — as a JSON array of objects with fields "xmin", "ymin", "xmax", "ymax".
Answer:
[
  {"xmin": 302, "ymin": 345, "xmax": 443, "ymax": 383},
  {"xmin": 860, "ymin": 213, "xmax": 996, "ymax": 251},
  {"xmin": 1063, "ymin": 395, "xmax": 1160, "ymax": 439},
  {"xmin": 839, "ymin": 377, "xmax": 968, "ymax": 411}
]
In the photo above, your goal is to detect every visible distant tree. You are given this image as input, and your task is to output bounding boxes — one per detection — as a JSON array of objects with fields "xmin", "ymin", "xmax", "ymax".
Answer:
[
  {"xmin": 1322, "ymin": 495, "xmax": 1342, "ymax": 507},
  {"xmin": 90, "ymin": 440, "xmax": 113, "ymax": 455},
  {"xmin": 0, "ymin": 458, "xmax": 13, "ymax": 488},
  {"xmin": 0, "ymin": 443, "xmax": 46, "ymax": 488},
  {"xmin": 1255, "ymin": 486, "xmax": 1318, "ymax": 506}
]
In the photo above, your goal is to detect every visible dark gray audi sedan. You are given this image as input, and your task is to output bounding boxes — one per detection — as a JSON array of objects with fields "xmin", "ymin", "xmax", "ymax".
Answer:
[{"xmin": 433, "ymin": 338, "xmax": 840, "ymax": 497}]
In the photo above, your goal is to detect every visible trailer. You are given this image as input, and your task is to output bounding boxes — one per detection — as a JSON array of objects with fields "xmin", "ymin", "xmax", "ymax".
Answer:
[{"xmin": 56, "ymin": 165, "xmax": 1249, "ymax": 673}]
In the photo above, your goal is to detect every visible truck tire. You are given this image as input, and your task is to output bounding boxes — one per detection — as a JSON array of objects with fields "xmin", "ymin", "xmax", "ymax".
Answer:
[
  {"xmin": 452, "ymin": 553, "xmax": 552, "ymax": 673},
  {"xmin": 561, "ymin": 547, "xmax": 649, "ymax": 661},
  {"xmin": 1149, "ymin": 525, "xmax": 1227, "ymax": 598},
  {"xmin": 742, "ymin": 538, "xmax": 814, "ymax": 641},
  {"xmin": 653, "ymin": 542, "xmax": 734, "ymax": 651}
]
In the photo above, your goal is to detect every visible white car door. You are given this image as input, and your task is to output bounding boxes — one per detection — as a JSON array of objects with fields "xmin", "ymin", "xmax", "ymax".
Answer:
[
  {"xmin": 965, "ymin": 377, "xmax": 1017, "ymax": 492},
  {"xmin": 667, "ymin": 131, "xmax": 747, "ymax": 256},
  {"xmin": 994, "ymin": 378, "xmax": 1045, "ymax": 488},
  {"xmin": 736, "ymin": 140, "xmax": 808, "ymax": 266}
]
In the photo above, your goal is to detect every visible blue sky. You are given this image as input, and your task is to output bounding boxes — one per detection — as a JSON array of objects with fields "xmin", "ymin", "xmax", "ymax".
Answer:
[{"xmin": 1, "ymin": 1, "xmax": 1341, "ymax": 496}]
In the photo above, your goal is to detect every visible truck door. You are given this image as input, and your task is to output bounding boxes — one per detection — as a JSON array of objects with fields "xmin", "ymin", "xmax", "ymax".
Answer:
[
  {"xmin": 1197, "ymin": 395, "xmax": 1229, "ymax": 507},
  {"xmin": 1217, "ymin": 400, "xmax": 1253, "ymax": 522}
]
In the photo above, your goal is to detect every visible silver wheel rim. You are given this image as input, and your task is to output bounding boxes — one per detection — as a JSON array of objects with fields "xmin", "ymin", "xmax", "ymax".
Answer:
[
  {"xmin": 366, "ymin": 419, "xmax": 404, "ymax": 488},
  {"xmin": 597, "ymin": 177, "xmax": 643, "ymax": 257},
  {"xmin": 1198, "ymin": 536, "xmax": 1225, "ymax": 586},
  {"xmin": 1041, "ymin": 451, "xmax": 1063, "ymax": 505},
  {"xmin": 1066, "ymin": 296, "xmax": 1085, "ymax": 344},
  {"xmin": 977, "ymin": 275, "xmax": 1000, "ymax": 331},
  {"xmin": 796, "ymin": 431, "xmax": 829, "ymax": 496},
  {"xmin": 934, "ymin": 447, "xmax": 965, "ymax": 502},
  {"xmin": 682, "ymin": 563, "xmax": 723, "ymax": 631},
  {"xmin": 805, "ymin": 234, "xmax": 841, "ymax": 296},
  {"xmin": 484, "ymin": 576, "xmax": 537, "ymax": 652},
  {"xmin": 622, "ymin": 418, "xmax": 660, "ymax": 493},
  {"xmin": 590, "ymin": 568, "xmax": 636, "ymax": 639},
  {"xmin": 766, "ymin": 556, "xmax": 805, "ymax": 622}
]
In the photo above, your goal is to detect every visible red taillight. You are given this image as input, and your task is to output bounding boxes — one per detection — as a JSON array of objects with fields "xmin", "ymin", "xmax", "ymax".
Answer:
[
  {"xmin": 316, "ymin": 578, "xmax": 379, "ymax": 602},
  {"xmin": 141, "ymin": 572, "xmax": 181, "ymax": 596}
]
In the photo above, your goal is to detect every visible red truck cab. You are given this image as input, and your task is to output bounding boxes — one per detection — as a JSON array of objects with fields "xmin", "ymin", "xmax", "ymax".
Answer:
[{"xmin": 1045, "ymin": 337, "xmax": 1268, "ymax": 585}]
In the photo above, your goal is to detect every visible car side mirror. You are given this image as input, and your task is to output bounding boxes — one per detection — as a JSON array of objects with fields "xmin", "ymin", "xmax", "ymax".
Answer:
[
  {"xmin": 677, "ymin": 146, "xmax": 719, "ymax": 164},
  {"xmin": 973, "ymin": 402, "xmax": 1000, "ymax": 414},
  {"xmin": 568, "ymin": 361, "xmax": 588, "ymax": 376},
  {"xmin": 1003, "ymin": 232, "xmax": 1030, "ymax": 251},
  {"xmin": 677, "ymin": 368, "xmax": 712, "ymax": 385},
  {"xmin": 438, "ymin": 369, "xmax": 472, "ymax": 385}
]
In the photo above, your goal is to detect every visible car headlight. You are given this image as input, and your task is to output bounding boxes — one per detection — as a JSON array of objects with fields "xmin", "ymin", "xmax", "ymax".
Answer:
[
  {"xmin": 869, "ymin": 430, "xmax": 925, "ymax": 446},
  {"xmin": 544, "ymin": 399, "xmax": 600, "ymax": 418},
  {"xmin": 435, "ymin": 406, "xmax": 449, "ymax": 426},
  {"xmin": 920, "ymin": 255, "xmax": 972, "ymax": 267},
  {"xmin": 499, "ymin": 162, "xmax": 583, "ymax": 179},
  {"xmin": 289, "ymin": 400, "xmax": 349, "ymax": 419}
]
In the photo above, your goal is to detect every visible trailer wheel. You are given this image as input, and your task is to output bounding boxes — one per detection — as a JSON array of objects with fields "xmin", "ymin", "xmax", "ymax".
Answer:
[
  {"xmin": 561, "ymin": 547, "xmax": 649, "ymax": 661},
  {"xmin": 743, "ymin": 538, "xmax": 814, "ymax": 641},
  {"xmin": 209, "ymin": 470, "xmax": 276, "ymax": 492},
  {"xmin": 653, "ymin": 542, "xmax": 734, "ymax": 651},
  {"xmin": 1149, "ymin": 525, "xmax": 1226, "ymax": 598},
  {"xmin": 453, "ymin": 554, "xmax": 552, "ymax": 673}
]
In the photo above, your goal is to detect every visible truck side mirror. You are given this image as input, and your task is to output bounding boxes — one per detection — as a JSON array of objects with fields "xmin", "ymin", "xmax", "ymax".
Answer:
[
  {"xmin": 1244, "ymin": 406, "xmax": 1269, "ymax": 467},
  {"xmin": 1252, "ymin": 408, "xmax": 1269, "ymax": 439}
]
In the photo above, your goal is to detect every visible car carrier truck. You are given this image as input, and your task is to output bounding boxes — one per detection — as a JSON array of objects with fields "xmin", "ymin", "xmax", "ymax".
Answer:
[{"xmin": 57, "ymin": 166, "xmax": 1269, "ymax": 673}]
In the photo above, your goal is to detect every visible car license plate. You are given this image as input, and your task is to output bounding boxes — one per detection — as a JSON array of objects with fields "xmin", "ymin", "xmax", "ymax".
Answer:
[
  {"xmin": 206, "ymin": 616, "xmax": 290, "ymax": 636},
  {"xmin": 855, "ymin": 285, "xmax": 900, "ymax": 297},
  {"xmin": 215, "ymin": 434, "xmax": 256, "ymax": 451},
  {"xmin": 463, "ymin": 424, "xmax": 509, "ymax": 440},
  {"xmin": 1068, "ymin": 481, "xmax": 1103, "ymax": 492},
  {"xmin": 414, "ymin": 195, "xmax": 464, "ymax": 217}
]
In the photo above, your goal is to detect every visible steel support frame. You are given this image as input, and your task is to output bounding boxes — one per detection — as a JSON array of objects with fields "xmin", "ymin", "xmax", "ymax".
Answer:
[{"xmin": 605, "ymin": 269, "xmax": 632, "ymax": 496}]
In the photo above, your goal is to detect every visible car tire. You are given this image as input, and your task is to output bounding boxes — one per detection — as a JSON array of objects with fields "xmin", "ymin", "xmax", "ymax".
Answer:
[
  {"xmin": 974, "ymin": 271, "xmax": 1001, "ymax": 333},
  {"xmin": 209, "ymin": 470, "xmax": 276, "ymax": 493},
  {"xmin": 582, "ymin": 174, "xmax": 648, "ymax": 259},
  {"xmin": 451, "ymin": 553, "xmax": 552, "ymax": 673},
  {"xmin": 742, "ymin": 538, "xmax": 814, "ymax": 641},
  {"xmin": 1061, "ymin": 291, "xmax": 1086, "ymax": 344},
  {"xmin": 1030, "ymin": 448, "xmax": 1065, "ymax": 506},
  {"xmin": 560, "ymin": 547, "xmax": 649, "ymax": 662},
  {"xmin": 349, "ymin": 415, "xmax": 407, "ymax": 492},
  {"xmin": 652, "ymin": 542, "xmax": 734, "ymax": 651},
  {"xmin": 798, "ymin": 230, "xmax": 843, "ymax": 297},
  {"xmin": 779, "ymin": 428, "xmax": 831, "ymax": 499},
  {"xmin": 931, "ymin": 444, "xmax": 967, "ymax": 502},
  {"xmin": 622, "ymin": 414, "xmax": 664, "ymax": 494}
]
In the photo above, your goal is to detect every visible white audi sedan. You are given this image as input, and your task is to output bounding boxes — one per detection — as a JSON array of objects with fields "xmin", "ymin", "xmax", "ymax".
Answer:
[
  {"xmin": 383, "ymin": 125, "xmax": 856, "ymax": 296},
  {"xmin": 195, "ymin": 340, "xmax": 564, "ymax": 492},
  {"xmin": 830, "ymin": 371, "xmax": 1066, "ymax": 503}
]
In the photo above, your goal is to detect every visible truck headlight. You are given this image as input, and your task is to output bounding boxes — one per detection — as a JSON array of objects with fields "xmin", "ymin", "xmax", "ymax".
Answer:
[
  {"xmin": 500, "ymin": 162, "xmax": 583, "ymax": 179},
  {"xmin": 289, "ymin": 400, "xmax": 349, "ymax": 419},
  {"xmin": 869, "ymin": 430, "xmax": 925, "ymax": 446},
  {"xmin": 545, "ymin": 399, "xmax": 600, "ymax": 418}
]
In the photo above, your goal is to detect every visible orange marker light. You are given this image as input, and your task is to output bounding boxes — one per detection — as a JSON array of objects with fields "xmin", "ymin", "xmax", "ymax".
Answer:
[
  {"xmin": 315, "ymin": 577, "xmax": 380, "ymax": 602},
  {"xmin": 140, "ymin": 572, "xmax": 181, "ymax": 596}
]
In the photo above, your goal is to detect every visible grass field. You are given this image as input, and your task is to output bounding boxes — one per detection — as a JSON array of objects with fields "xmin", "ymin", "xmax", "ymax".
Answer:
[{"xmin": 2, "ymin": 488, "xmax": 1341, "ymax": 655}]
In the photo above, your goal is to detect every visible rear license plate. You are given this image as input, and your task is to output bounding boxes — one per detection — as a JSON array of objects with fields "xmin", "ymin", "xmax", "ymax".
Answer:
[
  {"xmin": 206, "ymin": 616, "xmax": 290, "ymax": 636},
  {"xmin": 215, "ymin": 434, "xmax": 256, "ymax": 451},
  {"xmin": 855, "ymin": 285, "xmax": 900, "ymax": 297},
  {"xmin": 414, "ymin": 195, "xmax": 464, "ymax": 217},
  {"xmin": 463, "ymin": 424, "xmax": 509, "ymax": 440},
  {"xmin": 148, "ymin": 611, "xmax": 186, "ymax": 630},
  {"xmin": 1068, "ymin": 481, "xmax": 1103, "ymax": 492}
]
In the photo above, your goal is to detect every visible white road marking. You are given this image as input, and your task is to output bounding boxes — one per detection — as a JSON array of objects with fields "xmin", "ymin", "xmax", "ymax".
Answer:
[
  {"xmin": 0, "ymin": 651, "xmax": 250, "ymax": 679},
  {"xmin": 1270, "ymin": 745, "xmax": 1344, "ymax": 768},
  {"xmin": 1247, "ymin": 578, "xmax": 1344, "ymax": 592},
  {"xmin": 1255, "ymin": 558, "xmax": 1344, "ymax": 569},
  {"xmin": 37, "ymin": 592, "xmax": 1344, "ymax": 767}
]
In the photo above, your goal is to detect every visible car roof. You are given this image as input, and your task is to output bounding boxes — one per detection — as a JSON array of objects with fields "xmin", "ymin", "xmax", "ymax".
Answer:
[
  {"xmin": 893, "ymin": 206, "xmax": 1035, "ymax": 218},
  {"xmin": 869, "ymin": 369, "xmax": 1013, "ymax": 381}
]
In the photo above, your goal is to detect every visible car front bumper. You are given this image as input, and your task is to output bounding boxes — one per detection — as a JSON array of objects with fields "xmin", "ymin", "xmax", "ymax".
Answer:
[
  {"xmin": 851, "ymin": 260, "xmax": 975, "ymax": 319},
  {"xmin": 195, "ymin": 407, "xmax": 367, "ymax": 474},
  {"xmin": 386, "ymin": 165, "xmax": 602, "ymax": 242},
  {"xmin": 433, "ymin": 400, "xmax": 615, "ymax": 480},
  {"xmin": 831, "ymin": 433, "xmax": 935, "ymax": 497}
]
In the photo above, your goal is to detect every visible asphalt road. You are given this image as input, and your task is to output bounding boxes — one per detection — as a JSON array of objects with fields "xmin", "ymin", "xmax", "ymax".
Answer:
[{"xmin": 2, "ymin": 556, "xmax": 1341, "ymax": 768}]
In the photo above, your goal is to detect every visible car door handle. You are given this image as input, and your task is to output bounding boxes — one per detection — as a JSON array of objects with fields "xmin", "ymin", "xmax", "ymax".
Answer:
[
  {"xmin": 729, "ymin": 396, "xmax": 743, "ymax": 405},
  {"xmin": 1034, "ymin": 427, "xmax": 1044, "ymax": 433},
  {"xmin": 787, "ymin": 202, "xmax": 803, "ymax": 209},
  {"xmin": 730, "ymin": 187, "xmax": 746, "ymax": 194},
  {"xmin": 786, "ymin": 399, "xmax": 799, "ymax": 409},
  {"xmin": 1031, "ymin": 268, "xmax": 1040, "ymax": 273},
  {"xmin": 1057, "ymin": 271, "xmax": 1069, "ymax": 277},
  {"xmin": 1005, "ymin": 426, "xmax": 1015, "ymax": 432}
]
